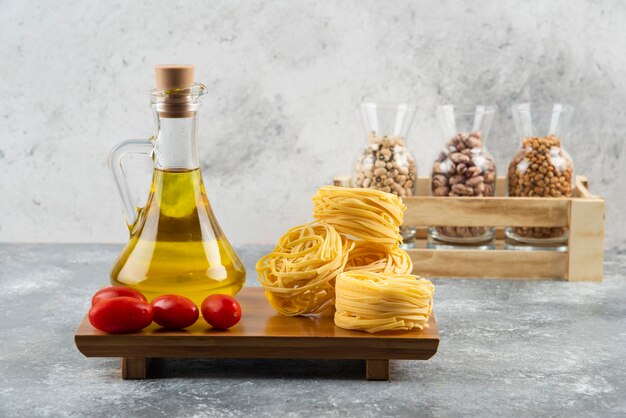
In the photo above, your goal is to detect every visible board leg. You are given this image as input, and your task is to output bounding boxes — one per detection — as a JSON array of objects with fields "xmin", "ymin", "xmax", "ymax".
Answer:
[
  {"xmin": 366, "ymin": 359, "xmax": 389, "ymax": 381},
  {"xmin": 122, "ymin": 358, "xmax": 151, "ymax": 379}
]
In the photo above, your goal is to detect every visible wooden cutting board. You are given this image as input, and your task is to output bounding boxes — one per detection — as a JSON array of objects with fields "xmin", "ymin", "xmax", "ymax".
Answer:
[{"xmin": 75, "ymin": 287, "xmax": 439, "ymax": 381}]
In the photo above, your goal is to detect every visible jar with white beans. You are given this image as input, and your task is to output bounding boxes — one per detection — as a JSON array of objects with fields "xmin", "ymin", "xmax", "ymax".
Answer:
[
  {"xmin": 353, "ymin": 102, "xmax": 418, "ymax": 245},
  {"xmin": 354, "ymin": 132, "xmax": 417, "ymax": 196}
]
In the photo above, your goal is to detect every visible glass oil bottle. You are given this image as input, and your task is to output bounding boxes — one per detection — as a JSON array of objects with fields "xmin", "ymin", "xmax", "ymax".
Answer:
[{"xmin": 108, "ymin": 65, "xmax": 246, "ymax": 305}]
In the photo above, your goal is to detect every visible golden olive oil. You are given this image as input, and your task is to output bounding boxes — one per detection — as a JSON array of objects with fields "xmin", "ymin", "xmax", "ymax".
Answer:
[{"xmin": 110, "ymin": 168, "xmax": 246, "ymax": 305}]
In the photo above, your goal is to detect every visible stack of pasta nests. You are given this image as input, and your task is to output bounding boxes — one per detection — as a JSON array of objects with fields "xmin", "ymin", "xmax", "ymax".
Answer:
[{"xmin": 256, "ymin": 186, "xmax": 434, "ymax": 333}]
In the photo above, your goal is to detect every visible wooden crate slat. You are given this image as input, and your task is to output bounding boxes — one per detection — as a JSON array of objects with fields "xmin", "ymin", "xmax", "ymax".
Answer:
[
  {"xmin": 567, "ymin": 198, "xmax": 605, "ymax": 281},
  {"xmin": 572, "ymin": 176, "xmax": 600, "ymax": 200},
  {"xmin": 403, "ymin": 196, "xmax": 570, "ymax": 227},
  {"xmin": 416, "ymin": 176, "xmax": 430, "ymax": 197},
  {"xmin": 415, "ymin": 176, "xmax": 508, "ymax": 197},
  {"xmin": 408, "ymin": 248, "xmax": 568, "ymax": 279}
]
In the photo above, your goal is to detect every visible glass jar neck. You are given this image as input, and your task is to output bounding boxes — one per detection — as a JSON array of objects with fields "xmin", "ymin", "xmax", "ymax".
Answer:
[
  {"xmin": 512, "ymin": 103, "xmax": 573, "ymax": 141},
  {"xmin": 153, "ymin": 113, "xmax": 199, "ymax": 170},
  {"xmin": 360, "ymin": 102, "xmax": 417, "ymax": 139},
  {"xmin": 436, "ymin": 105, "xmax": 495, "ymax": 143}
]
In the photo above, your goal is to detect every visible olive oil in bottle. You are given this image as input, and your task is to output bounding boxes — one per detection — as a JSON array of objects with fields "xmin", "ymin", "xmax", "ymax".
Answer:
[{"xmin": 108, "ymin": 65, "xmax": 245, "ymax": 305}]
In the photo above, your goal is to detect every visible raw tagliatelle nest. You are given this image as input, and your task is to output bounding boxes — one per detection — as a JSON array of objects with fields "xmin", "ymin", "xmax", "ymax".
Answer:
[
  {"xmin": 344, "ymin": 241, "xmax": 413, "ymax": 275},
  {"xmin": 312, "ymin": 186, "xmax": 406, "ymax": 248},
  {"xmin": 256, "ymin": 222, "xmax": 354, "ymax": 316},
  {"xmin": 334, "ymin": 271, "xmax": 434, "ymax": 333}
]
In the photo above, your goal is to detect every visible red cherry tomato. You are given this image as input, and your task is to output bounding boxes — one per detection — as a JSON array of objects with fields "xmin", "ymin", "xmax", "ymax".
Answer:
[
  {"xmin": 151, "ymin": 295, "xmax": 199, "ymax": 329},
  {"xmin": 201, "ymin": 294, "xmax": 242, "ymax": 329},
  {"xmin": 92, "ymin": 286, "xmax": 147, "ymax": 306},
  {"xmin": 88, "ymin": 297, "xmax": 152, "ymax": 334}
]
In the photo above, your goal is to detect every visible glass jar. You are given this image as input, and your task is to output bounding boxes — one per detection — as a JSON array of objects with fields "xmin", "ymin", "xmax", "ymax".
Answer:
[
  {"xmin": 353, "ymin": 102, "xmax": 418, "ymax": 244},
  {"xmin": 506, "ymin": 102, "xmax": 574, "ymax": 246},
  {"xmin": 429, "ymin": 105, "xmax": 497, "ymax": 244}
]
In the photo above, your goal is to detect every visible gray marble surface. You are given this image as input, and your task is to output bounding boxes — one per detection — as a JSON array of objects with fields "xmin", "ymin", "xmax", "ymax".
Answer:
[
  {"xmin": 0, "ymin": 243, "xmax": 625, "ymax": 417},
  {"xmin": 1, "ymin": 0, "xmax": 626, "ymax": 247}
]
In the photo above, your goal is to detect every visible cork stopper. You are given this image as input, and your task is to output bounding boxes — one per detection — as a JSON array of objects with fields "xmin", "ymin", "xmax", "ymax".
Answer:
[
  {"xmin": 153, "ymin": 65, "xmax": 197, "ymax": 118},
  {"xmin": 155, "ymin": 64, "xmax": 194, "ymax": 91}
]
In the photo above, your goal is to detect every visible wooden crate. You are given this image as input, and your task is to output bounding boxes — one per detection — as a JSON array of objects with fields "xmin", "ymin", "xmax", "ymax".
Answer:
[{"xmin": 402, "ymin": 175, "xmax": 605, "ymax": 281}]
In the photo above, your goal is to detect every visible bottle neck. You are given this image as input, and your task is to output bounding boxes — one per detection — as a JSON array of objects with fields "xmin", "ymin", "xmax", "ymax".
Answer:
[{"xmin": 153, "ymin": 113, "xmax": 199, "ymax": 170}]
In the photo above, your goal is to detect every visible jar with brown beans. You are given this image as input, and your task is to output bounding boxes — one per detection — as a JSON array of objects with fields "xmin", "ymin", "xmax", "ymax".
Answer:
[
  {"xmin": 506, "ymin": 103, "xmax": 575, "ymax": 247},
  {"xmin": 429, "ymin": 105, "xmax": 497, "ymax": 245}
]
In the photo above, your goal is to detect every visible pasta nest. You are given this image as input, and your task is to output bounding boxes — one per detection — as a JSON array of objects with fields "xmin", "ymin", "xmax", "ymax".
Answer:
[
  {"xmin": 312, "ymin": 186, "xmax": 406, "ymax": 248},
  {"xmin": 334, "ymin": 271, "xmax": 434, "ymax": 333},
  {"xmin": 344, "ymin": 241, "xmax": 413, "ymax": 275},
  {"xmin": 256, "ymin": 222, "xmax": 353, "ymax": 316}
]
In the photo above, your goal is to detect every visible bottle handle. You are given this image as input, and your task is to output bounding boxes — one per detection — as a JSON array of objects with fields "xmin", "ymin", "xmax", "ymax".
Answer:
[{"xmin": 107, "ymin": 138, "xmax": 155, "ymax": 229}]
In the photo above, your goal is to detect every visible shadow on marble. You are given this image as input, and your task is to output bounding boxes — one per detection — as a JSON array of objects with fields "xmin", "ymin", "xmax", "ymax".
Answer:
[{"xmin": 148, "ymin": 358, "xmax": 366, "ymax": 381}]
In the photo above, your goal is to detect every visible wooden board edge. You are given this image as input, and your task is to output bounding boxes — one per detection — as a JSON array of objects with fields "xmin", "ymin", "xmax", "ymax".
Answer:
[{"xmin": 77, "ymin": 347, "xmax": 440, "ymax": 361}]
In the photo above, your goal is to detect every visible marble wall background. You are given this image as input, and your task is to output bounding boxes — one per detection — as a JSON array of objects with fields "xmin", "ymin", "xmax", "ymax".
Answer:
[{"xmin": 1, "ymin": 0, "xmax": 625, "ymax": 247}]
